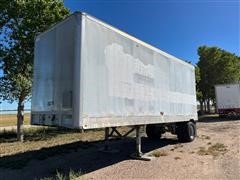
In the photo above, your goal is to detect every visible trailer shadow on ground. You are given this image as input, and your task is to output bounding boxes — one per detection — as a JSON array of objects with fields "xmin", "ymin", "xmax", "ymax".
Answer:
[
  {"xmin": 0, "ymin": 136, "xmax": 179, "ymax": 179},
  {"xmin": 198, "ymin": 115, "xmax": 240, "ymax": 123}
]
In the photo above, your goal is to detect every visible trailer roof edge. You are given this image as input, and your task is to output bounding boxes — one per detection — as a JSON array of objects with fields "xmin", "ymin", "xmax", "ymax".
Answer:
[
  {"xmin": 81, "ymin": 12, "xmax": 194, "ymax": 69},
  {"xmin": 36, "ymin": 11, "xmax": 194, "ymax": 69}
]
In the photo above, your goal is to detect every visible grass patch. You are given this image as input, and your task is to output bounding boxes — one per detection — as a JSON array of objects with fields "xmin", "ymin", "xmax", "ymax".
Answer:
[
  {"xmin": 200, "ymin": 135, "xmax": 210, "ymax": 140},
  {"xmin": 174, "ymin": 144, "xmax": 183, "ymax": 149},
  {"xmin": 0, "ymin": 126, "xmax": 132, "ymax": 169},
  {"xmin": 174, "ymin": 156, "xmax": 181, "ymax": 160},
  {"xmin": 197, "ymin": 143, "xmax": 227, "ymax": 156},
  {"xmin": 0, "ymin": 141, "xmax": 92, "ymax": 169},
  {"xmin": 0, "ymin": 127, "xmax": 82, "ymax": 143},
  {"xmin": 151, "ymin": 150, "xmax": 168, "ymax": 157},
  {"xmin": 170, "ymin": 144, "xmax": 183, "ymax": 151},
  {"xmin": 42, "ymin": 169, "xmax": 84, "ymax": 180},
  {"xmin": 0, "ymin": 113, "xmax": 30, "ymax": 127},
  {"xmin": 0, "ymin": 127, "xmax": 103, "ymax": 169}
]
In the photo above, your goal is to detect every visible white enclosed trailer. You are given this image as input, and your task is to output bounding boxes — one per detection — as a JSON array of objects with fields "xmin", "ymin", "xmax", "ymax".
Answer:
[
  {"xmin": 31, "ymin": 12, "xmax": 197, "ymax": 157},
  {"xmin": 215, "ymin": 83, "xmax": 240, "ymax": 117}
]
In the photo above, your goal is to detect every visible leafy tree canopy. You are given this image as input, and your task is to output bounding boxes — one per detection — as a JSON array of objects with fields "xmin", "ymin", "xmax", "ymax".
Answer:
[
  {"xmin": 0, "ymin": 0, "xmax": 70, "ymax": 104},
  {"xmin": 197, "ymin": 46, "xmax": 240, "ymax": 101},
  {"xmin": 0, "ymin": 0, "xmax": 70, "ymax": 141}
]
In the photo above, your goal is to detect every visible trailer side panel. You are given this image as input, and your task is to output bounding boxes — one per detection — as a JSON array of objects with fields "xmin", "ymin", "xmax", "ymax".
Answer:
[{"xmin": 81, "ymin": 15, "xmax": 197, "ymax": 129}]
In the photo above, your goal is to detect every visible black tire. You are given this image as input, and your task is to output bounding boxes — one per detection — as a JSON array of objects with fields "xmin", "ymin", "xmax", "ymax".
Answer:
[
  {"xmin": 176, "ymin": 121, "xmax": 196, "ymax": 142},
  {"xmin": 146, "ymin": 124, "xmax": 163, "ymax": 140},
  {"xmin": 219, "ymin": 114, "xmax": 226, "ymax": 118}
]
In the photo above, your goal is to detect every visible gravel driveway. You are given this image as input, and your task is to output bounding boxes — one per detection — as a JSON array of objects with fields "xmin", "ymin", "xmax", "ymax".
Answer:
[
  {"xmin": 0, "ymin": 118, "xmax": 239, "ymax": 180},
  {"xmin": 83, "ymin": 119, "xmax": 240, "ymax": 180}
]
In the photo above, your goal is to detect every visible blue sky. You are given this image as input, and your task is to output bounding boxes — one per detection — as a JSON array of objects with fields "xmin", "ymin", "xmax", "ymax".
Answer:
[
  {"xmin": 1, "ymin": 0, "xmax": 239, "ymax": 110},
  {"xmin": 64, "ymin": 0, "xmax": 239, "ymax": 62}
]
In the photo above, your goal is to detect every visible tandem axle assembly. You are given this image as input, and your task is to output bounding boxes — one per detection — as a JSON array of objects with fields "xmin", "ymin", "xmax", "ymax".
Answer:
[{"xmin": 102, "ymin": 121, "xmax": 197, "ymax": 160}]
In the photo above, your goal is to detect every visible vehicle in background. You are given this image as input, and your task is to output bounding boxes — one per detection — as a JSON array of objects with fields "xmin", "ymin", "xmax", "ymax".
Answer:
[{"xmin": 215, "ymin": 83, "xmax": 240, "ymax": 117}]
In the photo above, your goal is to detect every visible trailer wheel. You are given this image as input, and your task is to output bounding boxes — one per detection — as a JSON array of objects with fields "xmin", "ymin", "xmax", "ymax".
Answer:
[
  {"xmin": 219, "ymin": 114, "xmax": 226, "ymax": 118},
  {"xmin": 146, "ymin": 124, "xmax": 163, "ymax": 140},
  {"xmin": 176, "ymin": 121, "xmax": 196, "ymax": 142}
]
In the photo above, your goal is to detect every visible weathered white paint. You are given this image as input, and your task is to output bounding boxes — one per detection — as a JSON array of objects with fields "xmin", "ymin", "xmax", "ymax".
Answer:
[{"xmin": 31, "ymin": 12, "xmax": 197, "ymax": 129}]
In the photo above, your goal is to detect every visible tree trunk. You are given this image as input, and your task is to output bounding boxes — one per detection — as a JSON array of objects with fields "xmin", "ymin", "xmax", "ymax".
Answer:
[
  {"xmin": 17, "ymin": 99, "xmax": 24, "ymax": 142},
  {"xmin": 214, "ymin": 101, "xmax": 218, "ymax": 113},
  {"xmin": 200, "ymin": 100, "xmax": 204, "ymax": 115},
  {"xmin": 204, "ymin": 100, "xmax": 207, "ymax": 113},
  {"xmin": 207, "ymin": 99, "xmax": 211, "ymax": 113}
]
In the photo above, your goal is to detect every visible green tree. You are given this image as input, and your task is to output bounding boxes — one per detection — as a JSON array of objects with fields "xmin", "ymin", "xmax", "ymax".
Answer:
[
  {"xmin": 197, "ymin": 46, "xmax": 240, "ymax": 113},
  {"xmin": 0, "ymin": 0, "xmax": 70, "ymax": 141},
  {"xmin": 195, "ymin": 65, "xmax": 204, "ymax": 114}
]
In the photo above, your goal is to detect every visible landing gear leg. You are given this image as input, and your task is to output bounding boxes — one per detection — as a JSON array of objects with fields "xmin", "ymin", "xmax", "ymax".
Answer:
[
  {"xmin": 130, "ymin": 125, "xmax": 153, "ymax": 161},
  {"xmin": 136, "ymin": 125, "xmax": 143, "ymax": 157}
]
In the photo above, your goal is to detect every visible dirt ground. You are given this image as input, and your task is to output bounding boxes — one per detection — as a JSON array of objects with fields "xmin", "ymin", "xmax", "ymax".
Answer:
[{"xmin": 0, "ymin": 117, "xmax": 239, "ymax": 180}]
